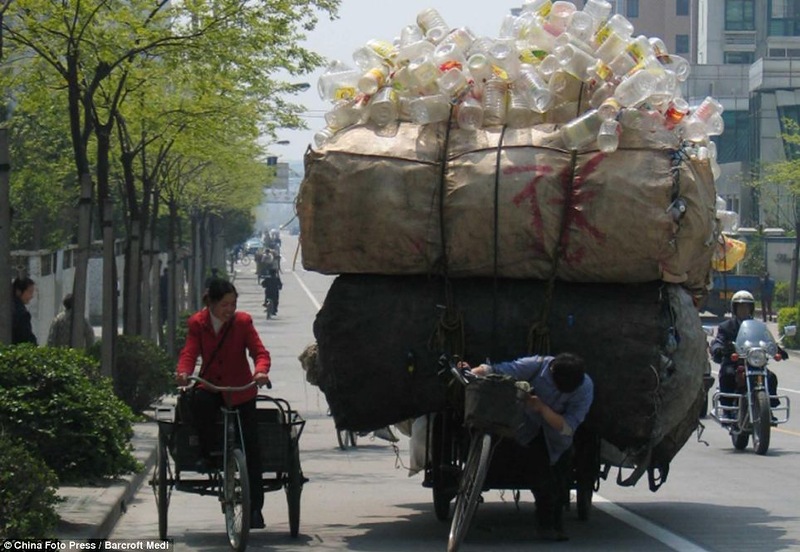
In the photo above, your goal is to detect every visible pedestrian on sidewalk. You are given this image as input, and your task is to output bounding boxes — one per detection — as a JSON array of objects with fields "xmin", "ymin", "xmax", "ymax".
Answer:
[
  {"xmin": 11, "ymin": 276, "xmax": 37, "ymax": 345},
  {"xmin": 176, "ymin": 277, "xmax": 272, "ymax": 529},
  {"xmin": 47, "ymin": 293, "xmax": 95, "ymax": 349},
  {"xmin": 761, "ymin": 272, "xmax": 775, "ymax": 322}
]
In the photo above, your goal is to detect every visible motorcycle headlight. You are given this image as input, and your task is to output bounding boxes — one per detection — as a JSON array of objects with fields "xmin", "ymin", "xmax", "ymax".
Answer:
[{"xmin": 747, "ymin": 348, "xmax": 768, "ymax": 368}]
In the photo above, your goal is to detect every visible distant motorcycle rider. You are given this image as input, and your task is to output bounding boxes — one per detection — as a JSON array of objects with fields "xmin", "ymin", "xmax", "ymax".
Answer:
[{"xmin": 710, "ymin": 291, "xmax": 785, "ymax": 415}]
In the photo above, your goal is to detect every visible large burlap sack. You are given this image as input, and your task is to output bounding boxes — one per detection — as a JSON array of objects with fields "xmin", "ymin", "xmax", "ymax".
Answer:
[
  {"xmin": 314, "ymin": 275, "xmax": 706, "ymax": 471},
  {"xmin": 298, "ymin": 122, "xmax": 717, "ymax": 290}
]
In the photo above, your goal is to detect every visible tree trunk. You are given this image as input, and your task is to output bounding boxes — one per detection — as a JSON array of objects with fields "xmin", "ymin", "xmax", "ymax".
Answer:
[
  {"xmin": 791, "ymin": 220, "xmax": 799, "ymax": 307},
  {"xmin": 0, "ymin": 126, "xmax": 11, "ymax": 343},
  {"xmin": 71, "ymin": 172, "xmax": 93, "ymax": 349},
  {"xmin": 166, "ymin": 200, "xmax": 179, "ymax": 358},
  {"xmin": 97, "ymin": 126, "xmax": 116, "ymax": 378}
]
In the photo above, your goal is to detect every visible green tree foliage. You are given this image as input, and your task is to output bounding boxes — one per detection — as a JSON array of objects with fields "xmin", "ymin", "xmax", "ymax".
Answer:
[
  {"xmin": 0, "ymin": 345, "xmax": 139, "ymax": 483},
  {"xmin": 0, "ymin": 432, "xmax": 60, "ymax": 539},
  {"xmin": 88, "ymin": 335, "xmax": 175, "ymax": 414}
]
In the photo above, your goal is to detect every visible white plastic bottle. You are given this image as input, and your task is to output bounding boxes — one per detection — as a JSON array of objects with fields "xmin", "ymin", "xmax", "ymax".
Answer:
[
  {"xmin": 417, "ymin": 7, "xmax": 450, "ymax": 43},
  {"xmin": 317, "ymin": 60, "xmax": 361, "ymax": 101},
  {"xmin": 437, "ymin": 67, "xmax": 471, "ymax": 101},
  {"xmin": 596, "ymin": 119, "xmax": 621, "ymax": 152},
  {"xmin": 515, "ymin": 64, "xmax": 553, "ymax": 112},
  {"xmin": 507, "ymin": 87, "xmax": 534, "ymax": 128},
  {"xmin": 613, "ymin": 69, "xmax": 658, "ymax": 107},
  {"xmin": 559, "ymin": 108, "xmax": 604, "ymax": 150},
  {"xmin": 457, "ymin": 95, "xmax": 485, "ymax": 130},
  {"xmin": 554, "ymin": 43, "xmax": 597, "ymax": 82},
  {"xmin": 582, "ymin": 0, "xmax": 612, "ymax": 30},
  {"xmin": 358, "ymin": 66, "xmax": 389, "ymax": 96},
  {"xmin": 482, "ymin": 78, "xmax": 508, "ymax": 126},
  {"xmin": 489, "ymin": 40, "xmax": 521, "ymax": 80},
  {"xmin": 680, "ymin": 96, "xmax": 724, "ymax": 142},
  {"xmin": 409, "ymin": 94, "xmax": 451, "ymax": 124},
  {"xmin": 369, "ymin": 87, "xmax": 399, "ymax": 127}
]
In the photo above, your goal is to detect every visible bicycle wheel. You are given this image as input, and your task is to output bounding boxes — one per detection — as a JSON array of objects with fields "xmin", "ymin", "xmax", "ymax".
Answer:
[
  {"xmin": 154, "ymin": 425, "xmax": 170, "ymax": 540},
  {"xmin": 285, "ymin": 445, "xmax": 304, "ymax": 538},
  {"xmin": 447, "ymin": 432, "xmax": 492, "ymax": 552},
  {"xmin": 224, "ymin": 448, "xmax": 251, "ymax": 552},
  {"xmin": 240, "ymin": 255, "xmax": 251, "ymax": 266}
]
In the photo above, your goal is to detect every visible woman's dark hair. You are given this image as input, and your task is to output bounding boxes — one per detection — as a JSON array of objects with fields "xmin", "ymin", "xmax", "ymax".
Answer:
[
  {"xmin": 551, "ymin": 352, "xmax": 586, "ymax": 393},
  {"xmin": 203, "ymin": 278, "xmax": 237, "ymax": 306},
  {"xmin": 12, "ymin": 276, "xmax": 35, "ymax": 295}
]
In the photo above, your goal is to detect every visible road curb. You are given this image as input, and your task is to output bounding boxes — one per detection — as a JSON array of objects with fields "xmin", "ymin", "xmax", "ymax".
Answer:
[{"xmin": 55, "ymin": 422, "xmax": 159, "ymax": 540}]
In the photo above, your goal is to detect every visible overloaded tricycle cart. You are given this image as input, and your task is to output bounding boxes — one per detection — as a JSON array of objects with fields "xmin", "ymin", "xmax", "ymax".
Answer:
[
  {"xmin": 423, "ymin": 356, "xmax": 601, "ymax": 552},
  {"xmin": 151, "ymin": 376, "xmax": 306, "ymax": 551}
]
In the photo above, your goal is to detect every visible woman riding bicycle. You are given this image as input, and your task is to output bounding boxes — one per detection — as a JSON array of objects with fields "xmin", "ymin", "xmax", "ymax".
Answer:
[{"xmin": 176, "ymin": 278, "xmax": 272, "ymax": 529}]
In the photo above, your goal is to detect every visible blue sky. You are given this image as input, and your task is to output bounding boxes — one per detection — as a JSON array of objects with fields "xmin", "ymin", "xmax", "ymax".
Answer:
[{"xmin": 273, "ymin": 1, "xmax": 525, "ymax": 164}]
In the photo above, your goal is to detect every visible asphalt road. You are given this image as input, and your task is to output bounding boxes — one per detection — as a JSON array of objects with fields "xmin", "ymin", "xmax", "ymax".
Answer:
[{"xmin": 110, "ymin": 234, "xmax": 800, "ymax": 551}]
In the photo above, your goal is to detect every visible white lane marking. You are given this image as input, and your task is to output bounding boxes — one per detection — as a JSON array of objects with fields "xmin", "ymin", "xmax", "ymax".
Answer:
[
  {"xmin": 594, "ymin": 495, "xmax": 711, "ymax": 551},
  {"xmin": 293, "ymin": 271, "xmax": 322, "ymax": 311}
]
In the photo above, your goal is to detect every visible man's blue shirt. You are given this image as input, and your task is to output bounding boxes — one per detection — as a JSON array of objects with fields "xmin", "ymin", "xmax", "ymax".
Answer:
[{"xmin": 489, "ymin": 355, "xmax": 594, "ymax": 464}]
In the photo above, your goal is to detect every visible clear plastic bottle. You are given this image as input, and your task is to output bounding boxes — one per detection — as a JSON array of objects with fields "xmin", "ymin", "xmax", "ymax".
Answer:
[
  {"xmin": 538, "ymin": 54, "xmax": 560, "ymax": 82},
  {"xmin": 560, "ymin": 108, "xmax": 604, "ymax": 150},
  {"xmin": 434, "ymin": 42, "xmax": 468, "ymax": 72},
  {"xmin": 544, "ymin": 1, "xmax": 576, "ymax": 36},
  {"xmin": 554, "ymin": 43, "xmax": 597, "ymax": 81},
  {"xmin": 417, "ymin": 7, "xmax": 450, "ymax": 43},
  {"xmin": 582, "ymin": 0, "xmax": 612, "ymax": 30},
  {"xmin": 482, "ymin": 78, "xmax": 508, "ymax": 126},
  {"xmin": 594, "ymin": 28, "xmax": 631, "ymax": 65},
  {"xmin": 396, "ymin": 39, "xmax": 435, "ymax": 67},
  {"xmin": 467, "ymin": 53, "xmax": 494, "ymax": 88},
  {"xmin": 467, "ymin": 36, "xmax": 496, "ymax": 57},
  {"xmin": 317, "ymin": 60, "xmax": 361, "ymax": 101},
  {"xmin": 516, "ymin": 64, "xmax": 553, "ymax": 112},
  {"xmin": 409, "ymin": 94, "xmax": 451, "ymax": 124},
  {"xmin": 663, "ymin": 98, "xmax": 689, "ymax": 129},
  {"xmin": 352, "ymin": 39, "xmax": 396, "ymax": 70},
  {"xmin": 597, "ymin": 97, "xmax": 620, "ymax": 120},
  {"xmin": 522, "ymin": 16, "xmax": 557, "ymax": 53},
  {"xmin": 437, "ymin": 67, "xmax": 471, "ymax": 101},
  {"xmin": 548, "ymin": 69, "xmax": 584, "ymax": 103},
  {"xmin": 358, "ymin": 66, "xmax": 389, "ymax": 96},
  {"xmin": 612, "ymin": 69, "xmax": 657, "ymax": 107},
  {"xmin": 399, "ymin": 25, "xmax": 425, "ymax": 48},
  {"xmin": 325, "ymin": 100, "xmax": 360, "ymax": 129},
  {"xmin": 521, "ymin": 0, "xmax": 553, "ymax": 18},
  {"xmin": 592, "ymin": 13, "xmax": 634, "ymax": 49},
  {"xmin": 313, "ymin": 126, "xmax": 336, "ymax": 148},
  {"xmin": 408, "ymin": 55, "xmax": 441, "ymax": 90},
  {"xmin": 438, "ymin": 27, "xmax": 476, "ymax": 54},
  {"xmin": 566, "ymin": 11, "xmax": 595, "ymax": 43},
  {"xmin": 489, "ymin": 40, "xmax": 521, "ymax": 80},
  {"xmin": 507, "ymin": 87, "xmax": 534, "ymax": 127},
  {"xmin": 596, "ymin": 119, "xmax": 620, "ymax": 152},
  {"xmin": 680, "ymin": 96, "xmax": 724, "ymax": 142},
  {"xmin": 369, "ymin": 87, "xmax": 399, "ymax": 127},
  {"xmin": 456, "ymin": 95, "xmax": 484, "ymax": 130}
]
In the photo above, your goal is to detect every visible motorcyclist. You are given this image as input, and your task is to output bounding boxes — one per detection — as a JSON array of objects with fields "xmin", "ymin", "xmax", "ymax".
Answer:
[{"xmin": 710, "ymin": 290, "xmax": 785, "ymax": 417}]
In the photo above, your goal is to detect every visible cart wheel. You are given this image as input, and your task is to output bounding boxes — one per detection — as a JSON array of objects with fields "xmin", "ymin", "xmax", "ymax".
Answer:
[
  {"xmin": 155, "ymin": 426, "xmax": 170, "ymax": 540},
  {"xmin": 285, "ymin": 446, "xmax": 304, "ymax": 538},
  {"xmin": 448, "ymin": 433, "xmax": 492, "ymax": 552},
  {"xmin": 431, "ymin": 413, "xmax": 457, "ymax": 522},
  {"xmin": 224, "ymin": 448, "xmax": 250, "ymax": 552}
]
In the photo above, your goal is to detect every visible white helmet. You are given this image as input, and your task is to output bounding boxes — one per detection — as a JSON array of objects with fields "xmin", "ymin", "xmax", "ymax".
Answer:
[{"xmin": 731, "ymin": 290, "xmax": 755, "ymax": 317}]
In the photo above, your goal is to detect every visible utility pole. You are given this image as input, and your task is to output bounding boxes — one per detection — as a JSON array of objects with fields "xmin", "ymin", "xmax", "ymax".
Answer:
[{"xmin": 0, "ymin": 5, "xmax": 12, "ymax": 344}]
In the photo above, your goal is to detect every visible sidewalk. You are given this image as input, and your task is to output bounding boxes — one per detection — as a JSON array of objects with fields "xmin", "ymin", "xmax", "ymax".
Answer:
[{"xmin": 55, "ymin": 421, "xmax": 159, "ymax": 540}]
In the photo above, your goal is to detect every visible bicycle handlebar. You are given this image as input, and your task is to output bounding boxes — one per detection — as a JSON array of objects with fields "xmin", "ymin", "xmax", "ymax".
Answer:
[{"xmin": 187, "ymin": 375, "xmax": 258, "ymax": 392}]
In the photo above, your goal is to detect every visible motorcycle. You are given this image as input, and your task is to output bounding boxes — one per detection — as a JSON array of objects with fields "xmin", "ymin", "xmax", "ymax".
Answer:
[{"xmin": 710, "ymin": 320, "xmax": 796, "ymax": 455}]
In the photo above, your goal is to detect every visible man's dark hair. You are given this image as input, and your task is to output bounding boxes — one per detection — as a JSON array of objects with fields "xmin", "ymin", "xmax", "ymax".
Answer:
[
  {"xmin": 551, "ymin": 352, "xmax": 586, "ymax": 393},
  {"xmin": 12, "ymin": 276, "xmax": 35, "ymax": 295},
  {"xmin": 62, "ymin": 293, "xmax": 74, "ymax": 310}
]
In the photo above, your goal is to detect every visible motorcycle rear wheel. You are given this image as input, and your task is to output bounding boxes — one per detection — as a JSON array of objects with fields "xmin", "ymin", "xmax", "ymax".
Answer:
[{"xmin": 751, "ymin": 389, "xmax": 771, "ymax": 455}]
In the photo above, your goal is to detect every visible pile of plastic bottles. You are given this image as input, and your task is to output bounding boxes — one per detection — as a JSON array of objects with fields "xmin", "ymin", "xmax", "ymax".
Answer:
[{"xmin": 313, "ymin": 0, "xmax": 723, "ymax": 167}]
